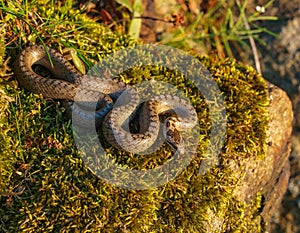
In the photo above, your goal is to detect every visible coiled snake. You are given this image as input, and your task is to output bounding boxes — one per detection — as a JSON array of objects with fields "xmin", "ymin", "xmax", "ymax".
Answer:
[{"xmin": 14, "ymin": 45, "xmax": 198, "ymax": 153}]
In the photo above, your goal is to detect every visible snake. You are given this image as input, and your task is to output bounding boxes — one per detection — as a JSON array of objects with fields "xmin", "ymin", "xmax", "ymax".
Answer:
[{"xmin": 14, "ymin": 45, "xmax": 198, "ymax": 153}]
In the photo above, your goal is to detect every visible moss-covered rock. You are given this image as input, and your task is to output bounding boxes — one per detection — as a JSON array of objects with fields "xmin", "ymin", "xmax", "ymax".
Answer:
[{"xmin": 0, "ymin": 0, "xmax": 292, "ymax": 232}]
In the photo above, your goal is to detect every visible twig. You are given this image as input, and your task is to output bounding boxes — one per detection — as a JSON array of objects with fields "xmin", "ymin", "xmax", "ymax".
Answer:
[{"xmin": 236, "ymin": 0, "xmax": 262, "ymax": 75}]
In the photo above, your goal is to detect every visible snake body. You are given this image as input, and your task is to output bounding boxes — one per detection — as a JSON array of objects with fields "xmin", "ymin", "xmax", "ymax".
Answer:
[{"xmin": 14, "ymin": 45, "xmax": 198, "ymax": 153}]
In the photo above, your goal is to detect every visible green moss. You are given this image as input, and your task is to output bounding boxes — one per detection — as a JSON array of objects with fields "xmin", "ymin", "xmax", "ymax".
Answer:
[
  {"xmin": 201, "ymin": 57, "xmax": 269, "ymax": 160},
  {"xmin": 0, "ymin": 30, "xmax": 16, "ymax": 193},
  {"xmin": 0, "ymin": 0, "xmax": 269, "ymax": 232},
  {"xmin": 0, "ymin": 87, "xmax": 16, "ymax": 193}
]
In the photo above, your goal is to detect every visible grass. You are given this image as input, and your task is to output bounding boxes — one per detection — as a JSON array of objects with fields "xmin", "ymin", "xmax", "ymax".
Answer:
[
  {"xmin": 0, "ymin": 0, "xmax": 269, "ymax": 232},
  {"xmin": 155, "ymin": 0, "xmax": 277, "ymax": 67},
  {"xmin": 114, "ymin": 0, "xmax": 277, "ymax": 74}
]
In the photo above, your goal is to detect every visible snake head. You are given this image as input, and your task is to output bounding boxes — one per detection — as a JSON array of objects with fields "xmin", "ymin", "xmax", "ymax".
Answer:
[{"xmin": 164, "ymin": 116, "xmax": 181, "ymax": 150}]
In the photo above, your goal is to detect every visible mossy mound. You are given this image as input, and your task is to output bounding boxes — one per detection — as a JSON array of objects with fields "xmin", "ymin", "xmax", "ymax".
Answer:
[{"xmin": 0, "ymin": 0, "xmax": 269, "ymax": 232}]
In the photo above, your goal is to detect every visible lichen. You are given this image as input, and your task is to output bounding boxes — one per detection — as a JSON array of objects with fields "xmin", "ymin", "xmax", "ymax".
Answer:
[{"xmin": 0, "ymin": 0, "xmax": 269, "ymax": 232}]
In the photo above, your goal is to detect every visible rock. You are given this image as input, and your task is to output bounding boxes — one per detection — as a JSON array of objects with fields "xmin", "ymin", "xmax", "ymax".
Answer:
[{"xmin": 232, "ymin": 83, "xmax": 293, "ymax": 231}]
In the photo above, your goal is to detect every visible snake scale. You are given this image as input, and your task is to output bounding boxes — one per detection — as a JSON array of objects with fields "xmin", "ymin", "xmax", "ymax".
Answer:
[{"xmin": 14, "ymin": 45, "xmax": 198, "ymax": 153}]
